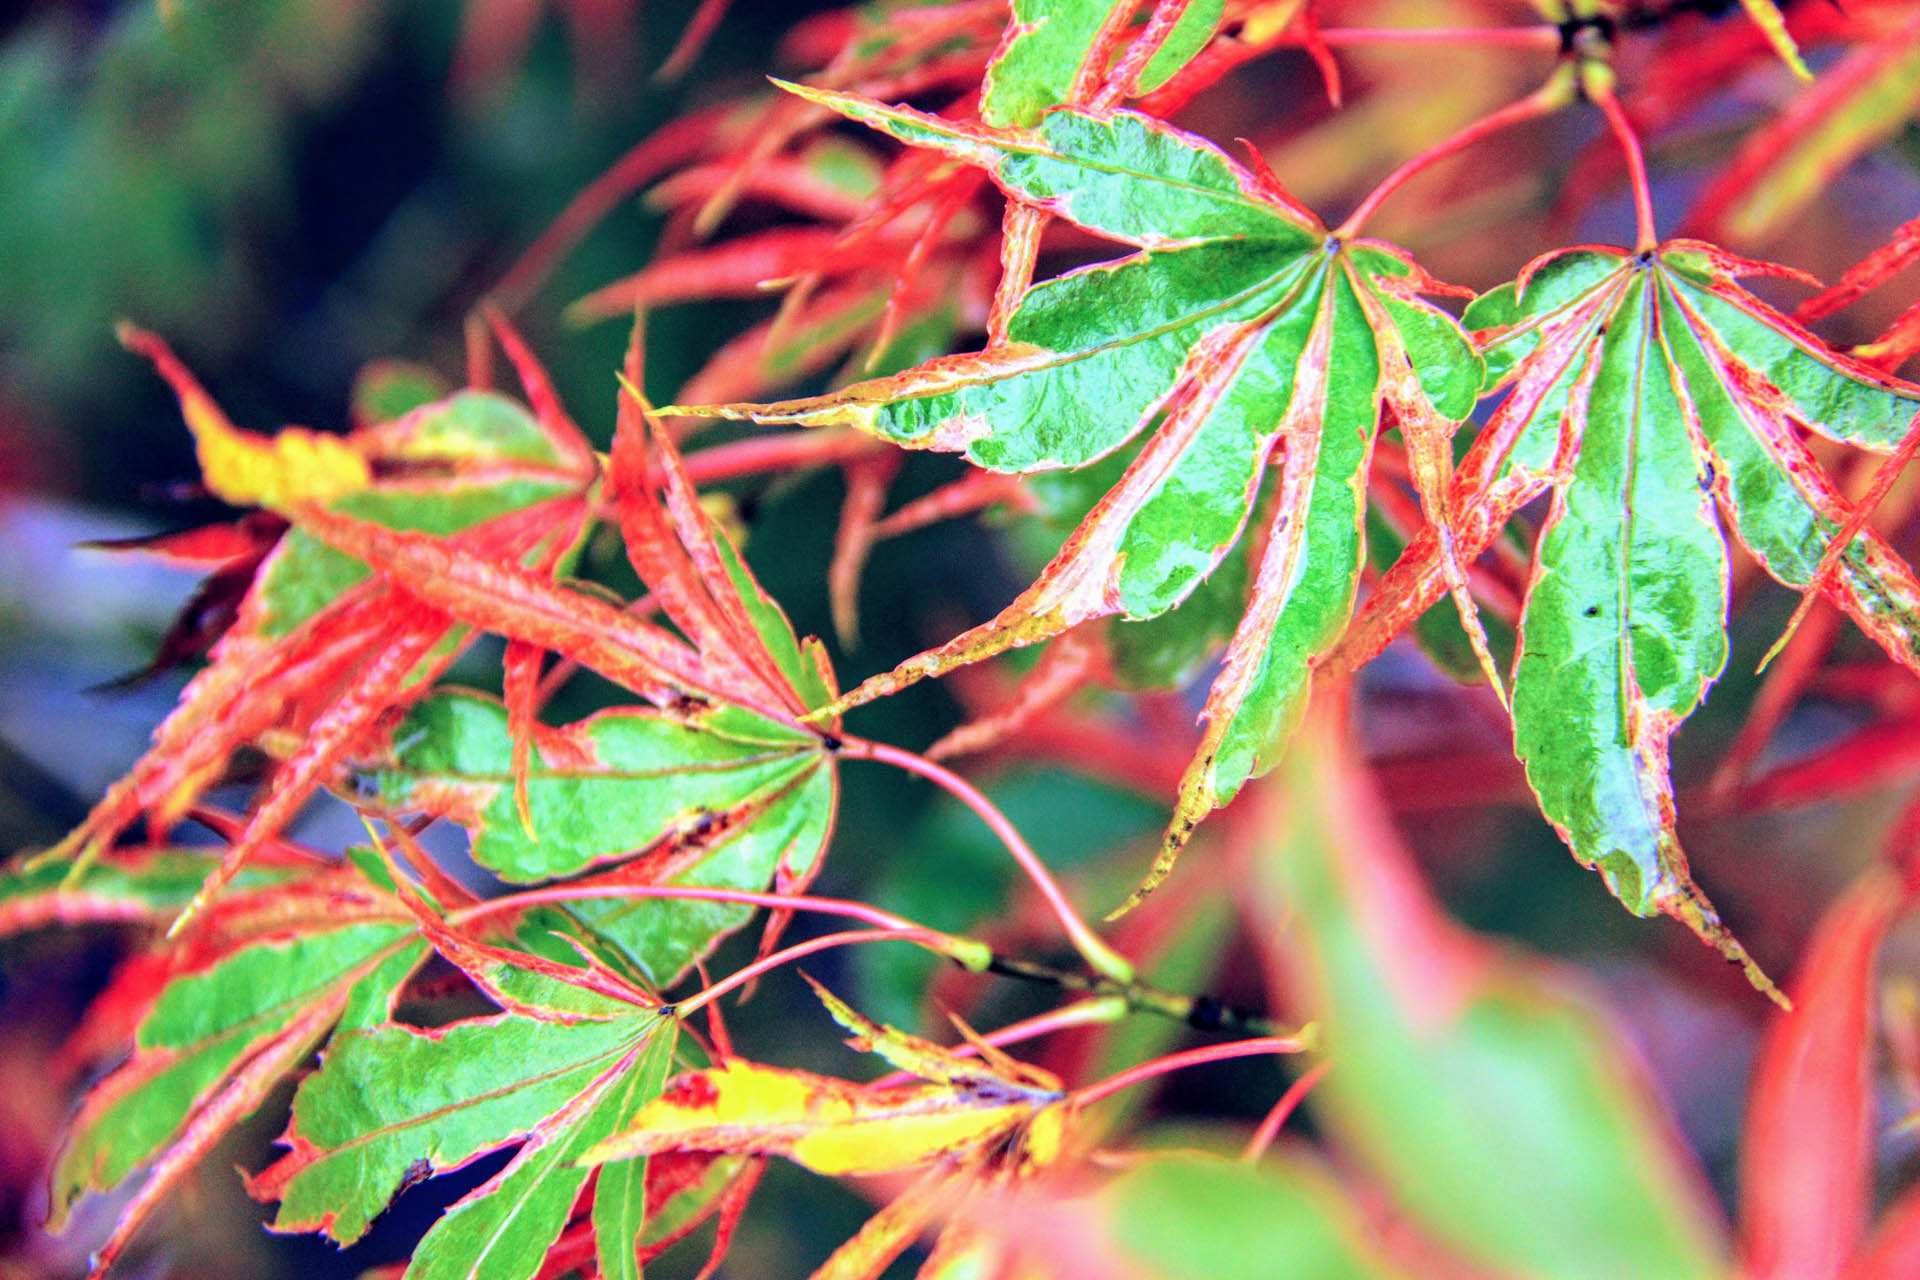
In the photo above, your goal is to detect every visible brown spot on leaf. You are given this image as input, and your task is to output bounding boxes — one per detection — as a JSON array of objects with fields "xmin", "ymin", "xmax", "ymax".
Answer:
[{"xmin": 399, "ymin": 1158, "xmax": 433, "ymax": 1192}]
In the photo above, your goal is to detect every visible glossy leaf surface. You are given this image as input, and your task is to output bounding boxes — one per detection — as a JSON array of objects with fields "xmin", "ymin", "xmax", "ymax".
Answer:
[
  {"xmin": 255, "ymin": 972, "xmax": 666, "ymax": 1245},
  {"xmin": 666, "ymin": 87, "xmax": 1484, "ymax": 902},
  {"xmin": 406, "ymin": 1024, "xmax": 680, "ymax": 1280},
  {"xmin": 49, "ymin": 918, "xmax": 424, "ymax": 1227},
  {"xmin": 1456, "ymin": 241, "xmax": 1920, "ymax": 980},
  {"xmin": 980, "ymin": 0, "xmax": 1113, "ymax": 127}
]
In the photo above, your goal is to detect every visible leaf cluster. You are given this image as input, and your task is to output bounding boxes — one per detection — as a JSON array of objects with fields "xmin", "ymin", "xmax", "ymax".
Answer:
[{"xmin": 11, "ymin": 1, "xmax": 1920, "ymax": 1278}]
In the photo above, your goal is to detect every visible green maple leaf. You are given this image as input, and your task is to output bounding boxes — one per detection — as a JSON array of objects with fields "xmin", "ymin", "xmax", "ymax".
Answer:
[
  {"xmin": 253, "ymin": 969, "xmax": 673, "ymax": 1250},
  {"xmin": 662, "ymin": 86, "xmax": 1486, "ymax": 905},
  {"xmin": 0, "ymin": 847, "xmax": 307, "ymax": 932},
  {"xmin": 980, "ymin": 0, "xmax": 1223, "ymax": 128},
  {"xmin": 373, "ymin": 689, "xmax": 834, "ymax": 987},
  {"xmin": 1453, "ymin": 240, "xmax": 1920, "ymax": 991},
  {"xmin": 405, "ymin": 1025, "xmax": 680, "ymax": 1280},
  {"xmin": 48, "ymin": 913, "xmax": 425, "ymax": 1229},
  {"xmin": 366, "ymin": 396, "xmax": 844, "ymax": 989}
]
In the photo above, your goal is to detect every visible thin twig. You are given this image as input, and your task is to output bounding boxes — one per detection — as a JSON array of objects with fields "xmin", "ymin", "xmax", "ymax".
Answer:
[
  {"xmin": 1073, "ymin": 1034, "xmax": 1315, "ymax": 1107},
  {"xmin": 1242, "ymin": 1061, "xmax": 1332, "ymax": 1161},
  {"xmin": 1586, "ymin": 68, "xmax": 1658, "ymax": 252},
  {"xmin": 844, "ymin": 737, "xmax": 1135, "ymax": 984},
  {"xmin": 1339, "ymin": 68, "xmax": 1573, "ymax": 238}
]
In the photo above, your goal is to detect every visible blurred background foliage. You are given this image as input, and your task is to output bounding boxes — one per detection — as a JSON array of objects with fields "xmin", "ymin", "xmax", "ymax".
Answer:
[{"xmin": 5, "ymin": 0, "xmax": 1920, "ymax": 1277}]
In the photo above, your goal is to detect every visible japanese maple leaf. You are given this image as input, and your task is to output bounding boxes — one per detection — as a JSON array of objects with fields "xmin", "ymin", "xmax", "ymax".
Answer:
[
  {"xmin": 1366, "ymin": 241, "xmax": 1920, "ymax": 992},
  {"xmin": 659, "ymin": 85, "xmax": 1488, "ymax": 906},
  {"xmin": 583, "ymin": 976, "xmax": 1069, "ymax": 1280},
  {"xmin": 44, "ymin": 323, "xmax": 600, "ymax": 930},
  {"xmin": 84, "ymin": 513, "xmax": 289, "ymax": 688},
  {"xmin": 358, "ymin": 389, "xmax": 846, "ymax": 989},
  {"xmin": 27, "ymin": 849, "xmax": 430, "ymax": 1275},
  {"xmin": 250, "ymin": 963, "xmax": 675, "ymax": 1262}
]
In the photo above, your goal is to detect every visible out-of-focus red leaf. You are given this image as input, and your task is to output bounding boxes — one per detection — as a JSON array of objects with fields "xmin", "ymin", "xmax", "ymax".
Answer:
[
  {"xmin": 1367, "ymin": 748, "xmax": 1532, "ymax": 813},
  {"xmin": 1740, "ymin": 865, "xmax": 1912, "ymax": 1279},
  {"xmin": 567, "ymin": 228, "xmax": 874, "ymax": 323},
  {"xmin": 673, "ymin": 281, "xmax": 894, "ymax": 407},
  {"xmin": 654, "ymin": 0, "xmax": 732, "ymax": 82},
  {"xmin": 681, "ymin": 436, "xmax": 885, "ymax": 495},
  {"xmin": 683, "ymin": 47, "xmax": 990, "ymax": 242},
  {"xmin": 1849, "ymin": 1176, "xmax": 1920, "ymax": 1279},
  {"xmin": 1551, "ymin": 4, "xmax": 1891, "ymax": 238},
  {"xmin": 1707, "ymin": 602, "xmax": 1844, "ymax": 799},
  {"xmin": 646, "ymin": 152, "xmax": 876, "ymax": 223},
  {"xmin": 866, "ymin": 470, "xmax": 1031, "ymax": 544},
  {"xmin": 448, "ymin": 0, "xmax": 637, "ymax": 106},
  {"xmin": 1798, "ymin": 213, "xmax": 1920, "ymax": 324},
  {"xmin": 867, "ymin": 168, "xmax": 982, "ymax": 364},
  {"xmin": 1724, "ymin": 714, "xmax": 1920, "ymax": 813},
  {"xmin": 1859, "ymin": 299, "xmax": 1920, "ymax": 373},
  {"xmin": 449, "ymin": 0, "xmax": 543, "ymax": 102},
  {"xmin": 1684, "ymin": 15, "xmax": 1920, "ymax": 245},
  {"xmin": 491, "ymin": 104, "xmax": 744, "ymax": 311}
]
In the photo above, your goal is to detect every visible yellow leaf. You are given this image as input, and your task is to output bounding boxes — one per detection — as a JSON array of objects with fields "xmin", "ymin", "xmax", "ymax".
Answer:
[
  {"xmin": 792, "ymin": 1098, "xmax": 1035, "ymax": 1176},
  {"xmin": 580, "ymin": 1060, "xmax": 1044, "ymax": 1177},
  {"xmin": 581, "ymin": 987, "xmax": 1076, "ymax": 1280},
  {"xmin": 1017, "ymin": 1100, "xmax": 1067, "ymax": 1171},
  {"xmin": 803, "ymin": 972, "xmax": 1058, "ymax": 1093},
  {"xmin": 121, "ymin": 324, "xmax": 370, "ymax": 510},
  {"xmin": 197, "ymin": 422, "xmax": 370, "ymax": 510}
]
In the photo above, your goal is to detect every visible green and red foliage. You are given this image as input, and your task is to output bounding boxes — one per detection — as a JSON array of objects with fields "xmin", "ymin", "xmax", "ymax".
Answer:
[{"xmin": 12, "ymin": 0, "xmax": 1920, "ymax": 1275}]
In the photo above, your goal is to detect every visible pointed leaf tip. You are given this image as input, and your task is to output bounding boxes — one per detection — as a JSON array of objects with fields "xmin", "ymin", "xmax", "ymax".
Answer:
[
  {"xmin": 120, "ymin": 325, "xmax": 371, "ymax": 511},
  {"xmin": 1463, "ymin": 242, "xmax": 1920, "ymax": 974},
  {"xmin": 1663, "ymin": 876, "xmax": 1787, "ymax": 1008},
  {"xmin": 1735, "ymin": 0, "xmax": 1813, "ymax": 80}
]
